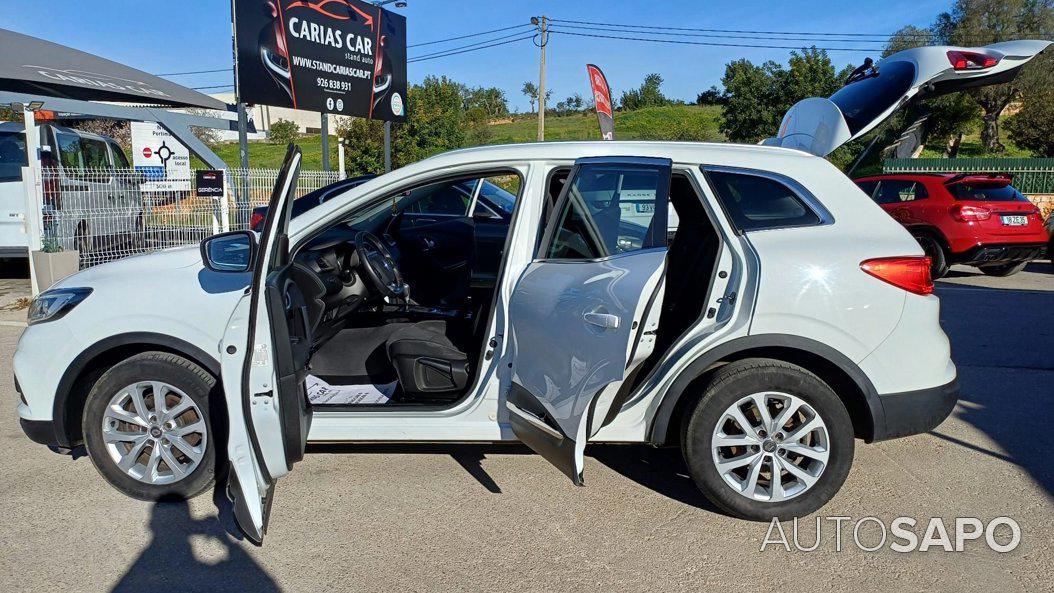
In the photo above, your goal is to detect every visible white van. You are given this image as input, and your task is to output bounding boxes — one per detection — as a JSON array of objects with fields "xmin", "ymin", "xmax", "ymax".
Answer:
[{"xmin": 0, "ymin": 122, "xmax": 143, "ymax": 258}]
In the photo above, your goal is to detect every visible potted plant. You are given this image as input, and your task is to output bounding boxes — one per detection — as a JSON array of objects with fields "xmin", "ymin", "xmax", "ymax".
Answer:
[{"xmin": 30, "ymin": 238, "xmax": 79, "ymax": 291}]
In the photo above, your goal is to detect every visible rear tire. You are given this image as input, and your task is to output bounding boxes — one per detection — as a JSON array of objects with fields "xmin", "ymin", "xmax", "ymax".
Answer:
[
  {"xmin": 914, "ymin": 233, "xmax": 949, "ymax": 279},
  {"xmin": 978, "ymin": 261, "xmax": 1028, "ymax": 277},
  {"xmin": 82, "ymin": 352, "xmax": 217, "ymax": 501},
  {"xmin": 682, "ymin": 358, "xmax": 854, "ymax": 521}
]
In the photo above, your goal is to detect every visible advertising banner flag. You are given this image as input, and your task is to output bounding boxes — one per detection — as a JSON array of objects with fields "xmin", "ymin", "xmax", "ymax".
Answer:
[
  {"xmin": 233, "ymin": 0, "xmax": 407, "ymax": 121},
  {"xmin": 586, "ymin": 64, "xmax": 615, "ymax": 140}
]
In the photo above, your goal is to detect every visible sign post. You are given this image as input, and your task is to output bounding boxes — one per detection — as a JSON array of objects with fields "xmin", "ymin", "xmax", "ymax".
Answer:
[{"xmin": 131, "ymin": 122, "xmax": 192, "ymax": 191}]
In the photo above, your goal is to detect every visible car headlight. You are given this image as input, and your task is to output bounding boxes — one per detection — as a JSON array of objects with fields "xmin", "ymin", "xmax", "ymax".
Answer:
[{"xmin": 27, "ymin": 287, "xmax": 92, "ymax": 326}]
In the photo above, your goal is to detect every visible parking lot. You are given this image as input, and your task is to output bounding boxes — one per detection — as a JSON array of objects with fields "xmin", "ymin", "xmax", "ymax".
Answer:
[{"xmin": 0, "ymin": 262, "xmax": 1050, "ymax": 593}]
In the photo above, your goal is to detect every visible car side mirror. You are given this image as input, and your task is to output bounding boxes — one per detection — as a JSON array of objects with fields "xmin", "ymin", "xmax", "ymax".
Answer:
[{"xmin": 201, "ymin": 231, "xmax": 256, "ymax": 273}]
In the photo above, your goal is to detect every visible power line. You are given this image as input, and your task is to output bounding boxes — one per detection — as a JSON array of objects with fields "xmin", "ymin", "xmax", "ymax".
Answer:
[
  {"xmin": 549, "ymin": 18, "xmax": 1054, "ymax": 42},
  {"xmin": 192, "ymin": 84, "xmax": 235, "ymax": 90},
  {"xmin": 550, "ymin": 22, "xmax": 904, "ymax": 44},
  {"xmin": 156, "ymin": 68, "xmax": 231, "ymax": 77},
  {"xmin": 548, "ymin": 29, "xmax": 885, "ymax": 52},
  {"xmin": 408, "ymin": 23, "xmax": 534, "ymax": 48},
  {"xmin": 409, "ymin": 33, "xmax": 536, "ymax": 62}
]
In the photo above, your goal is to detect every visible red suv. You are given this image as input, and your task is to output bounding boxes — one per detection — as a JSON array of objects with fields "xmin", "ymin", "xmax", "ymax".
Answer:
[{"xmin": 854, "ymin": 173, "xmax": 1048, "ymax": 277}]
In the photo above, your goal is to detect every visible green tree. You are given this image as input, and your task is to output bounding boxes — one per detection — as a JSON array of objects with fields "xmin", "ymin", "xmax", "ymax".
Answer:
[
  {"xmin": 464, "ymin": 86, "xmax": 509, "ymax": 119},
  {"xmin": 1005, "ymin": 90, "xmax": 1054, "ymax": 156},
  {"xmin": 935, "ymin": 0, "xmax": 1054, "ymax": 152},
  {"xmin": 620, "ymin": 73, "xmax": 670, "ymax": 111},
  {"xmin": 521, "ymin": 81, "xmax": 538, "ymax": 113},
  {"xmin": 720, "ymin": 48, "xmax": 852, "ymax": 143},
  {"xmin": 268, "ymin": 119, "xmax": 300, "ymax": 145},
  {"xmin": 695, "ymin": 86, "xmax": 725, "ymax": 106}
]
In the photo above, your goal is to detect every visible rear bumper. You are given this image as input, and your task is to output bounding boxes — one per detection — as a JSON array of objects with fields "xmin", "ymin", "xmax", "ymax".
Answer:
[
  {"xmin": 872, "ymin": 377, "xmax": 959, "ymax": 441},
  {"xmin": 955, "ymin": 242, "xmax": 1046, "ymax": 266}
]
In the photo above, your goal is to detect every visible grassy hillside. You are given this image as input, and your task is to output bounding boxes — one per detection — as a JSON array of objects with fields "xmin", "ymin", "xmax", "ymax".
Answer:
[
  {"xmin": 210, "ymin": 104, "xmax": 725, "ymax": 169},
  {"xmin": 488, "ymin": 105, "xmax": 724, "ymax": 144}
]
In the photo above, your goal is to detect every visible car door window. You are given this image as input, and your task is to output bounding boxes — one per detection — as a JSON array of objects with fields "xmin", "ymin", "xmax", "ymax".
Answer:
[
  {"xmin": 56, "ymin": 132, "xmax": 83, "ymax": 170},
  {"xmin": 0, "ymin": 131, "xmax": 27, "ymax": 183},
  {"xmin": 707, "ymin": 170, "xmax": 820, "ymax": 231},
  {"xmin": 473, "ymin": 177, "xmax": 518, "ymax": 219},
  {"xmin": 404, "ymin": 180, "xmax": 475, "ymax": 216},
  {"xmin": 874, "ymin": 180, "xmax": 928, "ymax": 204},
  {"xmin": 544, "ymin": 162, "xmax": 669, "ymax": 259}
]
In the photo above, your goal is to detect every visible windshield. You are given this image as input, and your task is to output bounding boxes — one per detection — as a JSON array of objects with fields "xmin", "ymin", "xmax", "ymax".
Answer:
[
  {"xmin": 0, "ymin": 131, "xmax": 27, "ymax": 183},
  {"xmin": 829, "ymin": 60, "xmax": 916, "ymax": 135},
  {"xmin": 949, "ymin": 183, "xmax": 1028, "ymax": 202}
]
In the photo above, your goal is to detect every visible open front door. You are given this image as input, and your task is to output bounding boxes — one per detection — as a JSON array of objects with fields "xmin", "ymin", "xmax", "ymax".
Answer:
[
  {"xmin": 505, "ymin": 156, "xmax": 671, "ymax": 485},
  {"xmin": 220, "ymin": 146, "xmax": 312, "ymax": 544},
  {"xmin": 766, "ymin": 39, "xmax": 1051, "ymax": 156}
]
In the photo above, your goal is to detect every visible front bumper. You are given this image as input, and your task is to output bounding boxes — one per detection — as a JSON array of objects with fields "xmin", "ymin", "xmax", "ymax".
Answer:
[
  {"xmin": 872, "ymin": 377, "xmax": 960, "ymax": 441},
  {"xmin": 956, "ymin": 242, "xmax": 1046, "ymax": 266},
  {"xmin": 19, "ymin": 416, "xmax": 62, "ymax": 447}
]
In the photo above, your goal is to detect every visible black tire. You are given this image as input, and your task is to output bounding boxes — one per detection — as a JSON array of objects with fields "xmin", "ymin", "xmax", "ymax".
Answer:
[
  {"xmin": 82, "ymin": 352, "xmax": 218, "ymax": 501},
  {"xmin": 682, "ymin": 358, "xmax": 854, "ymax": 521},
  {"xmin": 978, "ymin": 261, "xmax": 1028, "ymax": 277},
  {"xmin": 914, "ymin": 233, "xmax": 949, "ymax": 279}
]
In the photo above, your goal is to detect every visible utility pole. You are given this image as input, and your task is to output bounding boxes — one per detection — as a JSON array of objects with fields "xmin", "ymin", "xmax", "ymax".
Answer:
[
  {"xmin": 230, "ymin": 0, "xmax": 250, "ymax": 227},
  {"xmin": 535, "ymin": 15, "xmax": 547, "ymax": 141},
  {"xmin": 384, "ymin": 120, "xmax": 392, "ymax": 172}
]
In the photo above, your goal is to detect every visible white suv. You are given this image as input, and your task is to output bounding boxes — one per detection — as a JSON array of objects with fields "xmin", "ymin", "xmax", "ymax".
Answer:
[{"xmin": 14, "ymin": 41, "xmax": 1048, "ymax": 543}]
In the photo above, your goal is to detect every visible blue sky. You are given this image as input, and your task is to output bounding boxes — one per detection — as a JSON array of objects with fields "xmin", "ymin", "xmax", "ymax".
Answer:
[{"xmin": 4, "ymin": 0, "xmax": 951, "ymax": 111}]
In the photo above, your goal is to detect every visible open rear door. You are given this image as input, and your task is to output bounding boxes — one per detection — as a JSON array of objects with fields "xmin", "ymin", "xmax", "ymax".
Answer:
[
  {"xmin": 221, "ymin": 145, "xmax": 313, "ymax": 544},
  {"xmin": 766, "ymin": 40, "xmax": 1052, "ymax": 156},
  {"xmin": 505, "ymin": 156, "xmax": 671, "ymax": 485}
]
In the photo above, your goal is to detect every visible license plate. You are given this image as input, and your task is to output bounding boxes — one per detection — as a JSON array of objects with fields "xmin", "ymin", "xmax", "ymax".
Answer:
[
  {"xmin": 635, "ymin": 203, "xmax": 655, "ymax": 213},
  {"xmin": 1001, "ymin": 215, "xmax": 1028, "ymax": 226}
]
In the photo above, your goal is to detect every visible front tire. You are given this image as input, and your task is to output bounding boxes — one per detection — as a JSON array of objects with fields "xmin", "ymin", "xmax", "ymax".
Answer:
[
  {"xmin": 978, "ymin": 261, "xmax": 1028, "ymax": 277},
  {"xmin": 682, "ymin": 358, "xmax": 854, "ymax": 521},
  {"xmin": 82, "ymin": 352, "xmax": 217, "ymax": 501}
]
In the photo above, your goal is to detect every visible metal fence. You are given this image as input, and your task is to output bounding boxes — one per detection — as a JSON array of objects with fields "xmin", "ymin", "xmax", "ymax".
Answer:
[
  {"xmin": 38, "ymin": 167, "xmax": 341, "ymax": 268},
  {"xmin": 883, "ymin": 158, "xmax": 1054, "ymax": 195}
]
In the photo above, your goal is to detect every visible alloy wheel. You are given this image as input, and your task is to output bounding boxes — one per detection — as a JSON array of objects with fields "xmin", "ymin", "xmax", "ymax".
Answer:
[
  {"xmin": 101, "ymin": 381, "xmax": 207, "ymax": 485},
  {"xmin": 711, "ymin": 391, "xmax": 830, "ymax": 503}
]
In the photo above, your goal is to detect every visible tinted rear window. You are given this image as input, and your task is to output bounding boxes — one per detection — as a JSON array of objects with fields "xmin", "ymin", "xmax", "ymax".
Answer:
[
  {"xmin": 830, "ymin": 60, "xmax": 916, "ymax": 135},
  {"xmin": 0, "ymin": 131, "xmax": 27, "ymax": 183},
  {"xmin": 949, "ymin": 183, "xmax": 1028, "ymax": 202},
  {"xmin": 707, "ymin": 170, "xmax": 821, "ymax": 231}
]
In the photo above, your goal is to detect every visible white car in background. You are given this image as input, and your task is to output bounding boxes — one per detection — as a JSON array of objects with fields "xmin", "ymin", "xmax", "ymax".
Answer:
[
  {"xmin": 0, "ymin": 122, "xmax": 142, "ymax": 258},
  {"xmin": 13, "ymin": 40, "xmax": 1049, "ymax": 544}
]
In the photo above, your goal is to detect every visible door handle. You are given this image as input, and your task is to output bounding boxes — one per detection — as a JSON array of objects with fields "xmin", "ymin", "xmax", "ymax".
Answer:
[
  {"xmin": 420, "ymin": 236, "xmax": 435, "ymax": 251},
  {"xmin": 583, "ymin": 311, "xmax": 620, "ymax": 329}
]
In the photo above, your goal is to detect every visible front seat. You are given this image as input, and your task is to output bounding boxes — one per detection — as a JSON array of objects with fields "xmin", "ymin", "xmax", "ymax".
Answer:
[{"xmin": 386, "ymin": 320, "xmax": 470, "ymax": 398}]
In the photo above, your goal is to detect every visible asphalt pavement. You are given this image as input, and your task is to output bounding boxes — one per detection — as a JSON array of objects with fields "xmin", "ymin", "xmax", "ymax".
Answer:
[{"xmin": 0, "ymin": 262, "xmax": 1050, "ymax": 592}]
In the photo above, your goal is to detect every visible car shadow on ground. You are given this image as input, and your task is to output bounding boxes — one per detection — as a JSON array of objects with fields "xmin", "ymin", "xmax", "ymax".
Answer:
[
  {"xmin": 109, "ymin": 488, "xmax": 281, "ymax": 593},
  {"xmin": 306, "ymin": 442, "xmax": 721, "ymax": 513},
  {"xmin": 932, "ymin": 283, "xmax": 1054, "ymax": 499}
]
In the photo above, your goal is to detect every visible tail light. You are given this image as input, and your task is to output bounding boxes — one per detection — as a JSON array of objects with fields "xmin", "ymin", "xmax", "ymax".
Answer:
[
  {"xmin": 860, "ymin": 257, "xmax": 933, "ymax": 296},
  {"xmin": 249, "ymin": 210, "xmax": 265, "ymax": 231},
  {"xmin": 950, "ymin": 204, "xmax": 991, "ymax": 222},
  {"xmin": 947, "ymin": 50, "xmax": 1000, "ymax": 70}
]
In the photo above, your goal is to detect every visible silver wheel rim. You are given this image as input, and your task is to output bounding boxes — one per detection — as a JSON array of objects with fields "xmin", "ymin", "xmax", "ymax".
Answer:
[
  {"xmin": 101, "ymin": 381, "xmax": 207, "ymax": 485},
  {"xmin": 711, "ymin": 391, "xmax": 830, "ymax": 503}
]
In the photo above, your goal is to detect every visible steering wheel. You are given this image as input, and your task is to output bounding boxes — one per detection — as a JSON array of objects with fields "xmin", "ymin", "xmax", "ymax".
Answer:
[{"xmin": 354, "ymin": 231, "xmax": 405, "ymax": 299}]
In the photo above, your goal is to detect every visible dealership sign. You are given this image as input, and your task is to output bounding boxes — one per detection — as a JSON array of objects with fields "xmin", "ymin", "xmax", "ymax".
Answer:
[
  {"xmin": 195, "ymin": 170, "xmax": 226, "ymax": 198},
  {"xmin": 233, "ymin": 0, "xmax": 407, "ymax": 122},
  {"xmin": 130, "ymin": 121, "xmax": 191, "ymax": 192}
]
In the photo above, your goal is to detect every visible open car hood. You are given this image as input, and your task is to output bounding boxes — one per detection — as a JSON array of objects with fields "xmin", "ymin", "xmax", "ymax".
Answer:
[{"xmin": 764, "ymin": 39, "xmax": 1052, "ymax": 157}]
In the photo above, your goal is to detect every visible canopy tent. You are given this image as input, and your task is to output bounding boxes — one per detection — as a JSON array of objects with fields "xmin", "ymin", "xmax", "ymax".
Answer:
[{"xmin": 0, "ymin": 27, "xmax": 226, "ymax": 110}]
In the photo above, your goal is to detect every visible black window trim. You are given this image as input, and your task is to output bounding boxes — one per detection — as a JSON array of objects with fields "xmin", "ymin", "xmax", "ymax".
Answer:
[
  {"xmin": 700, "ymin": 165, "xmax": 834, "ymax": 235},
  {"xmin": 535, "ymin": 156, "xmax": 672, "ymax": 263}
]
